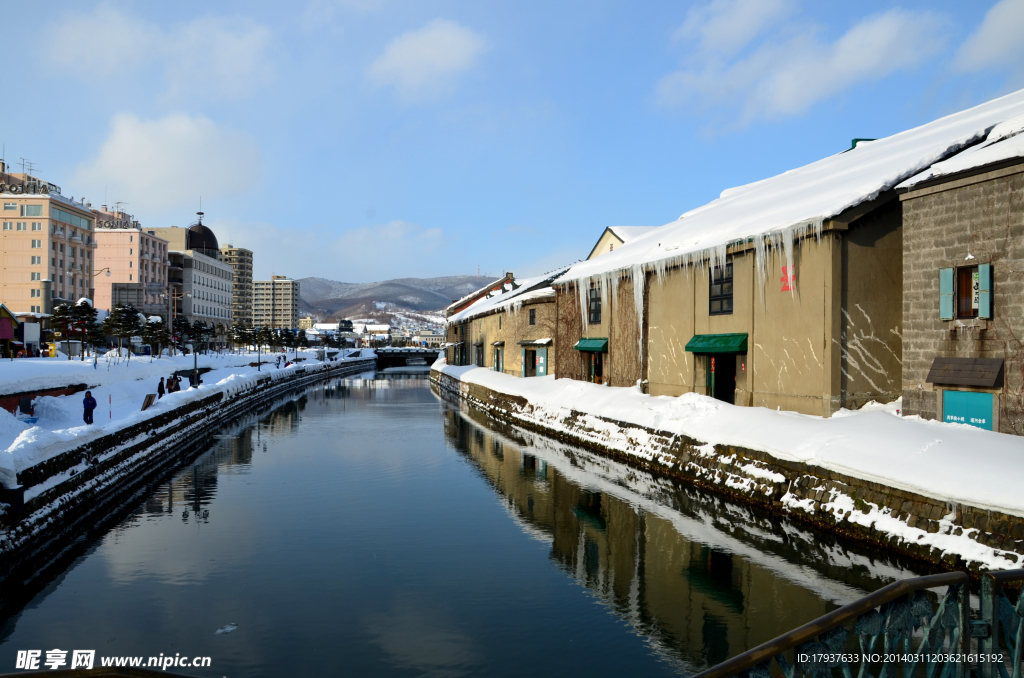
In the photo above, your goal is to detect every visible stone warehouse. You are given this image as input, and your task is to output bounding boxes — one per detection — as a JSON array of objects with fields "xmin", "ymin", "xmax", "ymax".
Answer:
[{"xmin": 899, "ymin": 124, "xmax": 1024, "ymax": 433}]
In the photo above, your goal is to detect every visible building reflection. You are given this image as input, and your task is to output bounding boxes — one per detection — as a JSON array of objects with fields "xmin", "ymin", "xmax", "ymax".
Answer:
[{"xmin": 442, "ymin": 405, "xmax": 920, "ymax": 671}]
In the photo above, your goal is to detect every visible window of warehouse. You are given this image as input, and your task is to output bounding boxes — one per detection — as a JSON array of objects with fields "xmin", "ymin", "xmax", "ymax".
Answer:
[
  {"xmin": 588, "ymin": 287, "xmax": 601, "ymax": 324},
  {"xmin": 710, "ymin": 262, "xmax": 733, "ymax": 315},
  {"xmin": 940, "ymin": 265, "xmax": 991, "ymax": 320}
]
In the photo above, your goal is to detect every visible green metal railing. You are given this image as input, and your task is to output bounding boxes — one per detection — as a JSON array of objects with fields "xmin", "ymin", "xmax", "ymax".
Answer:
[{"xmin": 693, "ymin": 569, "xmax": 1023, "ymax": 678}]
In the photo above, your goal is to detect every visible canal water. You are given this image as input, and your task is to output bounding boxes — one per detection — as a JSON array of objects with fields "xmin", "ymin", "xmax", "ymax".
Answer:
[{"xmin": 0, "ymin": 373, "xmax": 923, "ymax": 677}]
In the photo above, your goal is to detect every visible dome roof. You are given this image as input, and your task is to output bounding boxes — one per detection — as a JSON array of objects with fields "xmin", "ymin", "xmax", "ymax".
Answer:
[{"xmin": 187, "ymin": 212, "xmax": 219, "ymax": 256}]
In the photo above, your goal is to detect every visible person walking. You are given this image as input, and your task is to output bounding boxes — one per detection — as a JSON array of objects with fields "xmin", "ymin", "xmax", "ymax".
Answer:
[
  {"xmin": 157, "ymin": 377, "xmax": 165, "ymax": 399},
  {"xmin": 83, "ymin": 391, "xmax": 97, "ymax": 425}
]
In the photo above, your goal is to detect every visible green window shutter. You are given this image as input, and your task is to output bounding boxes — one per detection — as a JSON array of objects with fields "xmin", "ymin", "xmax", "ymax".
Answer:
[
  {"xmin": 521, "ymin": 348, "xmax": 526, "ymax": 378},
  {"xmin": 537, "ymin": 348, "xmax": 547, "ymax": 376},
  {"xmin": 978, "ymin": 263, "xmax": 992, "ymax": 319},
  {"xmin": 939, "ymin": 268, "xmax": 954, "ymax": 320}
]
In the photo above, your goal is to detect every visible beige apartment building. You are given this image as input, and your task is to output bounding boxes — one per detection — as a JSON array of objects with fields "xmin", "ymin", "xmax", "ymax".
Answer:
[
  {"xmin": 150, "ymin": 216, "xmax": 234, "ymax": 326},
  {"xmin": 253, "ymin": 276, "xmax": 300, "ymax": 329},
  {"xmin": 93, "ymin": 208, "xmax": 170, "ymax": 316},
  {"xmin": 0, "ymin": 163, "xmax": 96, "ymax": 314},
  {"xmin": 220, "ymin": 245, "xmax": 253, "ymax": 326}
]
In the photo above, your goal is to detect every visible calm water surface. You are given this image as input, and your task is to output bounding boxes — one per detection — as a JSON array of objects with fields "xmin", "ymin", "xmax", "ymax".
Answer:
[{"xmin": 0, "ymin": 374, "xmax": 922, "ymax": 676}]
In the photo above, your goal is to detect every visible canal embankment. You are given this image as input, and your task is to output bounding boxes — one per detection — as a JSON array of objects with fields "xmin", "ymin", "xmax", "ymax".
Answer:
[
  {"xmin": 0, "ymin": 355, "xmax": 376, "ymax": 604},
  {"xmin": 431, "ymin": 362, "xmax": 1024, "ymax": 573}
]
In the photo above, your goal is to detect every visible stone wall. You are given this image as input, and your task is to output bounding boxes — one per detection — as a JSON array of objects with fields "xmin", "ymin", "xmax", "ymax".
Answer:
[
  {"xmin": 433, "ymin": 367, "xmax": 1024, "ymax": 574},
  {"xmin": 901, "ymin": 164, "xmax": 1024, "ymax": 433}
]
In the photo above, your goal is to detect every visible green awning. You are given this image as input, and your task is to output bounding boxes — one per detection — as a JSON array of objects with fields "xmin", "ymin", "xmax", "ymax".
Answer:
[
  {"xmin": 685, "ymin": 333, "xmax": 747, "ymax": 353},
  {"xmin": 574, "ymin": 338, "xmax": 608, "ymax": 352}
]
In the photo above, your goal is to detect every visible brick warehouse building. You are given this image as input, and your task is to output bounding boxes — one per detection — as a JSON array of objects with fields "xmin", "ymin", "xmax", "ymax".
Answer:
[{"xmin": 898, "ymin": 119, "xmax": 1024, "ymax": 433}]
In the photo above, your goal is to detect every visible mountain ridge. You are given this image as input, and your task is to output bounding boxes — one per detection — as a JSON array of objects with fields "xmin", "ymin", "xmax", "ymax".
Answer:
[{"xmin": 297, "ymin": 274, "xmax": 501, "ymax": 322}]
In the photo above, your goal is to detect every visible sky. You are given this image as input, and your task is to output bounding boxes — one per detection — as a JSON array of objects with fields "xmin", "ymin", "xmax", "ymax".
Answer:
[{"xmin": 2, "ymin": 0, "xmax": 1023, "ymax": 282}]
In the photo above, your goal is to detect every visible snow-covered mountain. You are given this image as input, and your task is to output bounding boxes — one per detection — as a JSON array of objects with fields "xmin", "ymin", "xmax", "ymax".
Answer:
[{"xmin": 297, "ymin": 275, "xmax": 498, "ymax": 322}]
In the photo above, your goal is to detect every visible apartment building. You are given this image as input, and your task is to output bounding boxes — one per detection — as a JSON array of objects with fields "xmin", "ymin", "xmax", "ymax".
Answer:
[
  {"xmin": 0, "ymin": 163, "xmax": 96, "ymax": 313},
  {"xmin": 150, "ymin": 215, "xmax": 233, "ymax": 326},
  {"xmin": 220, "ymin": 245, "xmax": 253, "ymax": 326},
  {"xmin": 253, "ymin": 276, "xmax": 300, "ymax": 329},
  {"xmin": 94, "ymin": 208, "xmax": 170, "ymax": 316}
]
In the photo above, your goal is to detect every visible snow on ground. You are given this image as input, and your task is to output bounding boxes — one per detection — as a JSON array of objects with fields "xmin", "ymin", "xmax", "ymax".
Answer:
[
  {"xmin": 434, "ymin": 362, "xmax": 1024, "ymax": 518},
  {"xmin": 0, "ymin": 348, "xmax": 379, "ymax": 487}
]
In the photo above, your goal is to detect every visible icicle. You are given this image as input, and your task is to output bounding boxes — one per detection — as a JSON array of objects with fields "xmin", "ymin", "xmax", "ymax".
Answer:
[{"xmin": 632, "ymin": 263, "xmax": 645, "ymax": 355}]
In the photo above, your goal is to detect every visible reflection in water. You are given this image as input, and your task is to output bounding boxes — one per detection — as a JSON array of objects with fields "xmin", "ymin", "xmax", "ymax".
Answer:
[{"xmin": 443, "ymin": 404, "xmax": 924, "ymax": 672}]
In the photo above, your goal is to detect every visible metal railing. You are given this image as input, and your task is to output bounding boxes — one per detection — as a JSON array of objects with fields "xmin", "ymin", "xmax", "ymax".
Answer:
[{"xmin": 694, "ymin": 569, "xmax": 1024, "ymax": 678}]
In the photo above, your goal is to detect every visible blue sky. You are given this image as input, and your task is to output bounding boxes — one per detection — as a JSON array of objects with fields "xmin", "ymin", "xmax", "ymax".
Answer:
[{"xmin": 2, "ymin": 0, "xmax": 1023, "ymax": 282}]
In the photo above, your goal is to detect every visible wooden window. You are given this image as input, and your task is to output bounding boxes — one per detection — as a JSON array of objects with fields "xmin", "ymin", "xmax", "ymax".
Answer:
[
  {"xmin": 956, "ymin": 266, "xmax": 978, "ymax": 319},
  {"xmin": 529, "ymin": 308, "xmax": 536, "ymax": 325},
  {"xmin": 709, "ymin": 263, "xmax": 733, "ymax": 315},
  {"xmin": 588, "ymin": 287, "xmax": 602, "ymax": 324}
]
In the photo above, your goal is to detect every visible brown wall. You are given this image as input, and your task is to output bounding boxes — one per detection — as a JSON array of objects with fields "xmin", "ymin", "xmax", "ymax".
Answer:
[
  {"xmin": 553, "ymin": 275, "xmax": 642, "ymax": 387},
  {"xmin": 447, "ymin": 297, "xmax": 557, "ymax": 376},
  {"xmin": 901, "ymin": 163, "xmax": 1024, "ymax": 434},
  {"xmin": 839, "ymin": 202, "xmax": 904, "ymax": 408},
  {"xmin": 565, "ymin": 214, "xmax": 902, "ymax": 417}
]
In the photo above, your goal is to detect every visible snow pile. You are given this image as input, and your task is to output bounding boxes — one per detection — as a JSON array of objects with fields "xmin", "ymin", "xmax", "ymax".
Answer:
[
  {"xmin": 554, "ymin": 87, "xmax": 1024, "ymax": 328},
  {"xmin": 433, "ymin": 363, "xmax": 1024, "ymax": 518}
]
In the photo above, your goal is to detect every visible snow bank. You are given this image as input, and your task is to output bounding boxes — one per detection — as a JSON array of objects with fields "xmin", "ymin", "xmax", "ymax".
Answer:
[
  {"xmin": 434, "ymin": 363, "xmax": 1024, "ymax": 517},
  {"xmin": 0, "ymin": 350, "xmax": 375, "ymax": 482}
]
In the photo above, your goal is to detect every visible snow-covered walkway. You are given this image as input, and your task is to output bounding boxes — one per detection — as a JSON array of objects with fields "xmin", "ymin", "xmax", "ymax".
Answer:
[
  {"xmin": 433, "ymin": 362, "xmax": 1024, "ymax": 518},
  {"xmin": 0, "ymin": 349, "xmax": 376, "ymax": 485}
]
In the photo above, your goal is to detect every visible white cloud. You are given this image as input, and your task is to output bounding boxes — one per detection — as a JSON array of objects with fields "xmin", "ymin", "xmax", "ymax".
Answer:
[
  {"xmin": 658, "ymin": 8, "xmax": 945, "ymax": 125},
  {"xmin": 215, "ymin": 219, "xmax": 447, "ymax": 282},
  {"xmin": 368, "ymin": 19, "xmax": 486, "ymax": 102},
  {"xmin": 955, "ymin": 0, "xmax": 1024, "ymax": 85},
  {"xmin": 673, "ymin": 0, "xmax": 792, "ymax": 57},
  {"xmin": 45, "ymin": 7, "xmax": 274, "ymax": 101},
  {"xmin": 73, "ymin": 113, "xmax": 261, "ymax": 214}
]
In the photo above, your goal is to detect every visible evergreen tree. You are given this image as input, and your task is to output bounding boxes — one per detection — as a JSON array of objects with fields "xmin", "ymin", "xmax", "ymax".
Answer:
[
  {"xmin": 49, "ymin": 303, "xmax": 76, "ymax": 360},
  {"xmin": 191, "ymin": 320, "xmax": 209, "ymax": 354},
  {"xmin": 72, "ymin": 302, "xmax": 100, "ymax": 360},
  {"xmin": 256, "ymin": 327, "xmax": 272, "ymax": 352},
  {"xmin": 142, "ymin": 319, "xmax": 170, "ymax": 358},
  {"xmin": 116, "ymin": 305, "xmax": 143, "ymax": 363},
  {"xmin": 172, "ymin": 316, "xmax": 192, "ymax": 354}
]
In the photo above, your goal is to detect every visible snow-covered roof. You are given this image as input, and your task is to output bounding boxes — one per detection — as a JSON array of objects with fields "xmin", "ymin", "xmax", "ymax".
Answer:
[
  {"xmin": 556, "ymin": 87, "xmax": 1024, "ymax": 293},
  {"xmin": 445, "ymin": 274, "xmax": 511, "ymax": 312},
  {"xmin": 608, "ymin": 226, "xmax": 655, "ymax": 242},
  {"xmin": 898, "ymin": 113, "xmax": 1024, "ymax": 189},
  {"xmin": 447, "ymin": 267, "xmax": 569, "ymax": 324}
]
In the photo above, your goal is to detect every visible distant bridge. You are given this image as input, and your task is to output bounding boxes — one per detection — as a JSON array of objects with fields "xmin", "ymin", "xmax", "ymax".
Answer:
[{"xmin": 375, "ymin": 347, "xmax": 440, "ymax": 370}]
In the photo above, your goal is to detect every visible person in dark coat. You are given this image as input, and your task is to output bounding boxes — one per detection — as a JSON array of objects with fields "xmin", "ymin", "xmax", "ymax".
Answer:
[
  {"xmin": 83, "ymin": 391, "xmax": 97, "ymax": 425},
  {"xmin": 157, "ymin": 377, "xmax": 165, "ymax": 399}
]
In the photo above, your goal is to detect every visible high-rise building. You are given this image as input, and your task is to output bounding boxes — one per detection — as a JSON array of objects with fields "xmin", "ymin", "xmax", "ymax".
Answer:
[
  {"xmin": 149, "ymin": 214, "xmax": 234, "ymax": 327},
  {"xmin": 253, "ymin": 276, "xmax": 300, "ymax": 329},
  {"xmin": 220, "ymin": 245, "xmax": 253, "ymax": 326},
  {"xmin": 94, "ymin": 208, "xmax": 170, "ymax": 316},
  {"xmin": 0, "ymin": 162, "xmax": 97, "ymax": 313}
]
